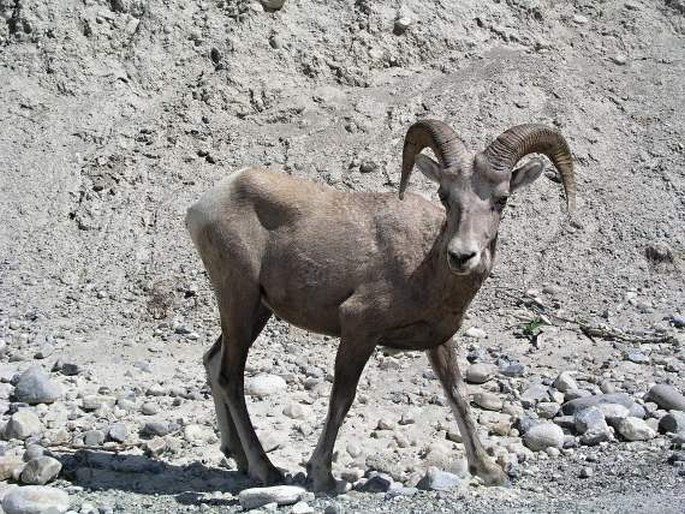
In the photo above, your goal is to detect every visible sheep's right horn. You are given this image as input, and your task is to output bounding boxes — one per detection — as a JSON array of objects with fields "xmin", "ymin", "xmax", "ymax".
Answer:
[
  {"xmin": 479, "ymin": 124, "xmax": 576, "ymax": 212},
  {"xmin": 399, "ymin": 120, "xmax": 470, "ymax": 200}
]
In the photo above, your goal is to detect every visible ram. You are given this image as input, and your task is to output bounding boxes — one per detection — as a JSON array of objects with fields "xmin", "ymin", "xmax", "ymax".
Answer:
[{"xmin": 186, "ymin": 120, "xmax": 575, "ymax": 491}]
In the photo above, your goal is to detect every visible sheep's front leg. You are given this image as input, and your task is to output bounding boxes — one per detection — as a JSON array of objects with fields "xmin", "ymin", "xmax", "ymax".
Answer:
[
  {"xmin": 428, "ymin": 340, "xmax": 508, "ymax": 486},
  {"xmin": 307, "ymin": 338, "xmax": 375, "ymax": 492}
]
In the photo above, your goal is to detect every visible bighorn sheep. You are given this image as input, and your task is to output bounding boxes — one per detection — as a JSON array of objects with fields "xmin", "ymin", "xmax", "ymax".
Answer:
[{"xmin": 186, "ymin": 120, "xmax": 575, "ymax": 491}]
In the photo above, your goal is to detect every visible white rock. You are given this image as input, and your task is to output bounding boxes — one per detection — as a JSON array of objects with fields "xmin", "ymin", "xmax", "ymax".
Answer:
[
  {"xmin": 12, "ymin": 368, "xmax": 62, "ymax": 405},
  {"xmin": 238, "ymin": 485, "xmax": 306, "ymax": 510},
  {"xmin": 465, "ymin": 363, "xmax": 497, "ymax": 384},
  {"xmin": 5, "ymin": 410, "xmax": 44, "ymax": 440},
  {"xmin": 282, "ymin": 402, "xmax": 309, "ymax": 420},
  {"xmin": 20, "ymin": 457, "xmax": 62, "ymax": 485},
  {"xmin": 616, "ymin": 417, "xmax": 656, "ymax": 441},
  {"xmin": 522, "ymin": 423, "xmax": 564, "ymax": 451},
  {"xmin": 291, "ymin": 500, "xmax": 314, "ymax": 514},
  {"xmin": 553, "ymin": 372, "xmax": 578, "ymax": 393},
  {"xmin": 245, "ymin": 374, "xmax": 287, "ymax": 397},
  {"xmin": 464, "ymin": 327, "xmax": 487, "ymax": 339},
  {"xmin": 2, "ymin": 486, "xmax": 70, "ymax": 514}
]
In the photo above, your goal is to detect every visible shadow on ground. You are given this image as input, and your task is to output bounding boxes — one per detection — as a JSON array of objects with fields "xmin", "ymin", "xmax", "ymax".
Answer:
[{"xmin": 56, "ymin": 450, "xmax": 256, "ymax": 506}]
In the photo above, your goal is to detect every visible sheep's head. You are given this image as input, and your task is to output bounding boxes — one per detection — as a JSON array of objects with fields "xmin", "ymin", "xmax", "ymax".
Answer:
[{"xmin": 399, "ymin": 120, "xmax": 575, "ymax": 275}]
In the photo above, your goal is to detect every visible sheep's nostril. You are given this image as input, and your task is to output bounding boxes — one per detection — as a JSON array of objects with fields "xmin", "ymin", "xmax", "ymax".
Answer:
[{"xmin": 448, "ymin": 250, "xmax": 476, "ymax": 267}]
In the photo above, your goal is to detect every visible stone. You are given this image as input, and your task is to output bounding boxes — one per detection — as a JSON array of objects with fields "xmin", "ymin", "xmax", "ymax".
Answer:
[
  {"xmin": 553, "ymin": 372, "xmax": 578, "ymax": 393},
  {"xmin": 144, "ymin": 437, "xmax": 167, "ymax": 456},
  {"xmin": 659, "ymin": 411, "xmax": 685, "ymax": 434},
  {"xmin": 346, "ymin": 443, "xmax": 362, "ymax": 458},
  {"xmin": 12, "ymin": 368, "xmax": 61, "ymax": 405},
  {"xmin": 81, "ymin": 396, "xmax": 116, "ymax": 411},
  {"xmin": 261, "ymin": 0, "xmax": 286, "ymax": 10},
  {"xmin": 393, "ymin": 16, "xmax": 412, "ymax": 35},
  {"xmin": 616, "ymin": 417, "xmax": 656, "ymax": 441},
  {"xmin": 645, "ymin": 384, "xmax": 685, "ymax": 412},
  {"xmin": 416, "ymin": 467, "xmax": 465, "ymax": 491},
  {"xmin": 0, "ymin": 456, "xmax": 25, "ymax": 481},
  {"xmin": 141, "ymin": 421, "xmax": 178, "ymax": 437},
  {"xmin": 625, "ymin": 351, "xmax": 648, "ymax": 364},
  {"xmin": 465, "ymin": 364, "xmax": 497, "ymax": 384},
  {"xmin": 238, "ymin": 485, "xmax": 306, "ymax": 510},
  {"xmin": 183, "ymin": 424, "xmax": 214, "ymax": 444},
  {"xmin": 4, "ymin": 410, "xmax": 44, "ymax": 440},
  {"xmin": 464, "ymin": 327, "xmax": 487, "ymax": 339},
  {"xmin": 579, "ymin": 466, "xmax": 593, "ymax": 478},
  {"xmin": 385, "ymin": 486, "xmax": 418, "ymax": 498},
  {"xmin": 291, "ymin": 501, "xmax": 314, "ymax": 514},
  {"xmin": 522, "ymin": 423, "xmax": 564, "ymax": 451},
  {"xmin": 2, "ymin": 486, "xmax": 69, "ymax": 514},
  {"xmin": 520, "ymin": 384, "xmax": 550, "ymax": 407},
  {"xmin": 575, "ymin": 407, "xmax": 612, "ymax": 445},
  {"xmin": 357, "ymin": 474, "xmax": 393, "ymax": 492},
  {"xmin": 108, "ymin": 423, "xmax": 127, "ymax": 443},
  {"xmin": 245, "ymin": 374, "xmax": 287, "ymax": 397},
  {"xmin": 23, "ymin": 445, "xmax": 45, "ymax": 462},
  {"xmin": 561, "ymin": 393, "xmax": 633, "ymax": 415},
  {"xmin": 472, "ymin": 392, "xmax": 503, "ymax": 411},
  {"xmin": 19, "ymin": 457, "xmax": 62, "ymax": 485},
  {"xmin": 141, "ymin": 402, "xmax": 158, "ymax": 415},
  {"xmin": 283, "ymin": 403, "xmax": 308, "ymax": 420},
  {"xmin": 537, "ymin": 402, "xmax": 561, "ymax": 419},
  {"xmin": 598, "ymin": 403, "xmax": 630, "ymax": 427},
  {"xmin": 83, "ymin": 430, "xmax": 105, "ymax": 446}
]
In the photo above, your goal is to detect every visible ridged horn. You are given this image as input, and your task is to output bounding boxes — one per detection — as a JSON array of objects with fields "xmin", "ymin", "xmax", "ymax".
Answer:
[
  {"xmin": 479, "ymin": 124, "xmax": 576, "ymax": 212},
  {"xmin": 399, "ymin": 120, "xmax": 471, "ymax": 200}
]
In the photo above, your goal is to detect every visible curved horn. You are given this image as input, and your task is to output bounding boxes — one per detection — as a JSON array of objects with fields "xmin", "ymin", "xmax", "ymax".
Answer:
[
  {"xmin": 479, "ymin": 124, "xmax": 576, "ymax": 212},
  {"xmin": 399, "ymin": 119, "xmax": 471, "ymax": 200}
]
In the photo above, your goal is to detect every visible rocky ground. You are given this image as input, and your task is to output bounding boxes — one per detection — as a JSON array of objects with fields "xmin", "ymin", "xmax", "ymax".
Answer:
[{"xmin": 1, "ymin": 0, "xmax": 684, "ymax": 512}]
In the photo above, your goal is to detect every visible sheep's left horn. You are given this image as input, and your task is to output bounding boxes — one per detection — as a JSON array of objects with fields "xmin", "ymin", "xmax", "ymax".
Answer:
[
  {"xmin": 399, "ymin": 120, "xmax": 470, "ymax": 200},
  {"xmin": 479, "ymin": 124, "xmax": 576, "ymax": 212}
]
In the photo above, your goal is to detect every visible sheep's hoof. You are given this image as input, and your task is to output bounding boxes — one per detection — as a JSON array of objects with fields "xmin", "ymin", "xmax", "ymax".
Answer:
[
  {"xmin": 475, "ymin": 462, "xmax": 509, "ymax": 487},
  {"xmin": 249, "ymin": 463, "xmax": 284, "ymax": 486}
]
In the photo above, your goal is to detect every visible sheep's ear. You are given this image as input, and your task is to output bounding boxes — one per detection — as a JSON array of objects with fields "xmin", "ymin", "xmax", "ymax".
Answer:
[
  {"xmin": 510, "ymin": 157, "xmax": 544, "ymax": 191},
  {"xmin": 415, "ymin": 154, "xmax": 443, "ymax": 184}
]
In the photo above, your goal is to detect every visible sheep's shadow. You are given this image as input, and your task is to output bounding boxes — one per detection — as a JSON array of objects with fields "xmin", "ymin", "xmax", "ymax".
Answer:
[{"xmin": 56, "ymin": 449, "xmax": 256, "ymax": 506}]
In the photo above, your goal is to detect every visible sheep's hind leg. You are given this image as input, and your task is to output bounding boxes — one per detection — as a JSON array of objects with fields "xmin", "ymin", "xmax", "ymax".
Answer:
[
  {"xmin": 427, "ymin": 340, "xmax": 508, "ymax": 486},
  {"xmin": 217, "ymin": 299, "xmax": 283, "ymax": 486},
  {"xmin": 204, "ymin": 336, "xmax": 248, "ymax": 472}
]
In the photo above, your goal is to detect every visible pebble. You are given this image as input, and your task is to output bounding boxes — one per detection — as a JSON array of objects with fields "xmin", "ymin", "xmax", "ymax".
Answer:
[
  {"xmin": 553, "ymin": 372, "xmax": 578, "ymax": 393},
  {"xmin": 238, "ymin": 485, "xmax": 306, "ymax": 510},
  {"xmin": 465, "ymin": 363, "xmax": 497, "ymax": 384},
  {"xmin": 561, "ymin": 393, "xmax": 633, "ymax": 415},
  {"xmin": 625, "ymin": 351, "xmax": 649, "ymax": 364},
  {"xmin": 645, "ymin": 384, "xmax": 685, "ymax": 412},
  {"xmin": 283, "ymin": 403, "xmax": 308, "ymax": 420},
  {"xmin": 108, "ymin": 423, "xmax": 127, "ymax": 443},
  {"xmin": 11, "ymin": 368, "xmax": 62, "ymax": 405},
  {"xmin": 22, "ymin": 445, "xmax": 44, "ymax": 462},
  {"xmin": 598, "ymin": 403, "xmax": 629, "ymax": 427},
  {"xmin": 144, "ymin": 437, "xmax": 167, "ymax": 456},
  {"xmin": 611, "ymin": 54, "xmax": 627, "ymax": 65},
  {"xmin": 537, "ymin": 402, "xmax": 561, "ymax": 419},
  {"xmin": 19, "ymin": 456, "xmax": 62, "ymax": 485},
  {"xmin": 81, "ymin": 395, "xmax": 116, "ymax": 411},
  {"xmin": 0, "ymin": 456, "xmax": 24, "ymax": 480},
  {"xmin": 83, "ymin": 430, "xmax": 105, "ymax": 446},
  {"xmin": 2, "ymin": 486, "xmax": 70, "ymax": 514},
  {"xmin": 357, "ymin": 474, "xmax": 393, "ymax": 493},
  {"xmin": 522, "ymin": 423, "xmax": 564, "ymax": 451},
  {"xmin": 579, "ymin": 466, "xmax": 593, "ymax": 478},
  {"xmin": 575, "ymin": 407, "xmax": 612, "ymax": 445},
  {"xmin": 416, "ymin": 467, "xmax": 465, "ymax": 491},
  {"xmin": 520, "ymin": 384, "xmax": 550, "ymax": 407},
  {"xmin": 261, "ymin": 0, "xmax": 286, "ymax": 10},
  {"xmin": 291, "ymin": 501, "xmax": 314, "ymax": 514},
  {"xmin": 141, "ymin": 402, "xmax": 158, "ymax": 415},
  {"xmin": 501, "ymin": 362, "xmax": 526, "ymax": 377},
  {"xmin": 141, "ymin": 421, "xmax": 178, "ymax": 437},
  {"xmin": 616, "ymin": 417, "xmax": 656, "ymax": 441},
  {"xmin": 464, "ymin": 327, "xmax": 487, "ymax": 339},
  {"xmin": 393, "ymin": 16, "xmax": 412, "ymax": 35},
  {"xmin": 4, "ymin": 410, "xmax": 44, "ymax": 440},
  {"xmin": 472, "ymin": 392, "xmax": 503, "ymax": 411},
  {"xmin": 324, "ymin": 503, "xmax": 344, "ymax": 514},
  {"xmin": 245, "ymin": 374, "xmax": 287, "ymax": 397},
  {"xmin": 659, "ymin": 411, "xmax": 685, "ymax": 434}
]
